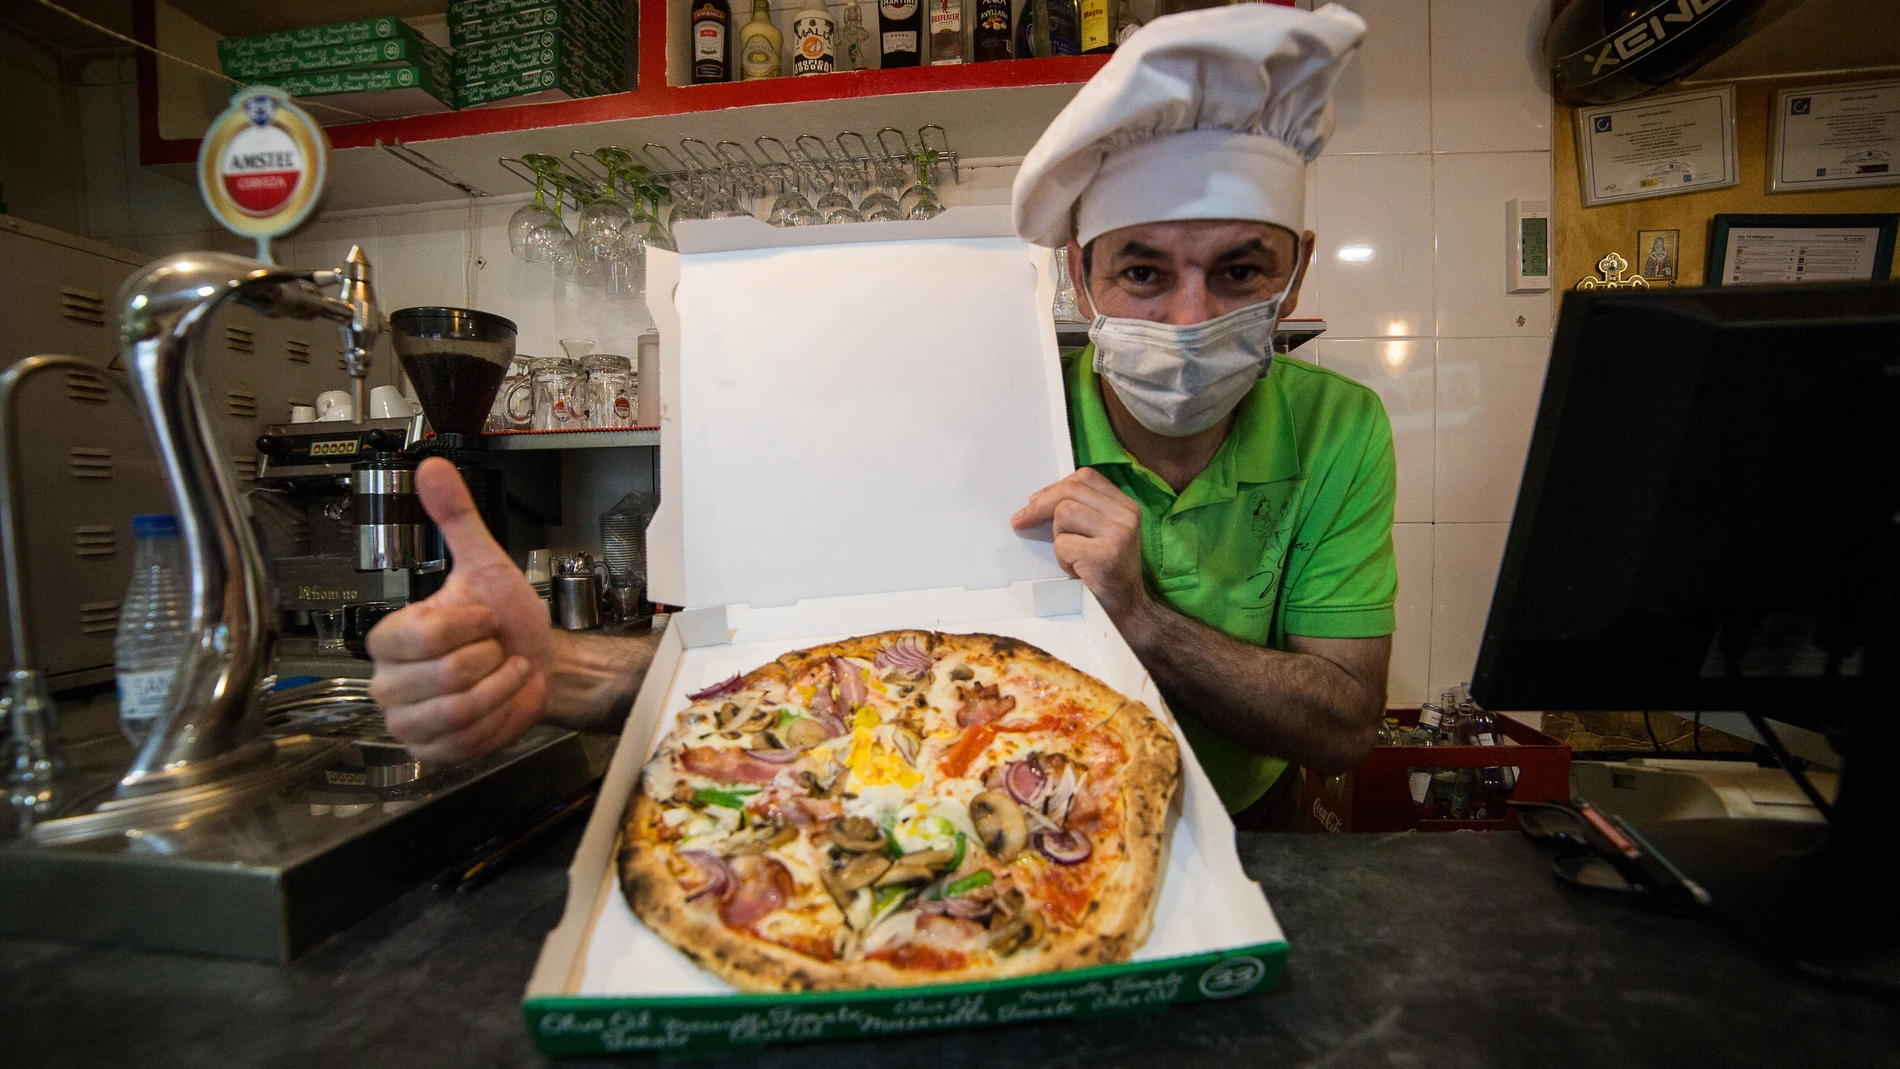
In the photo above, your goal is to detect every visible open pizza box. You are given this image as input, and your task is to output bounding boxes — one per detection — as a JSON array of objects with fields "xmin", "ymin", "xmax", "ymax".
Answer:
[{"xmin": 522, "ymin": 207, "xmax": 1288, "ymax": 1056}]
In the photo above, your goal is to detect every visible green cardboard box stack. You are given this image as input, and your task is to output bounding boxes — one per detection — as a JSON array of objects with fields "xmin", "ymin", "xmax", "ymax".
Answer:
[
  {"xmin": 449, "ymin": 0, "xmax": 633, "ymax": 109},
  {"xmin": 218, "ymin": 17, "xmax": 454, "ymax": 120}
]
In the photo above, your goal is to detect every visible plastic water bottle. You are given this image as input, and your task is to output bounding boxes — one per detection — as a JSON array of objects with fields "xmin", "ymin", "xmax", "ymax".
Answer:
[{"xmin": 114, "ymin": 513, "xmax": 190, "ymax": 748}]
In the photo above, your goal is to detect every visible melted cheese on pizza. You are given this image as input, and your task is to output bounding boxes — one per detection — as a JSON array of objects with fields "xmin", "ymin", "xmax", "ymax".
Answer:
[{"xmin": 631, "ymin": 631, "xmax": 1161, "ymax": 985}]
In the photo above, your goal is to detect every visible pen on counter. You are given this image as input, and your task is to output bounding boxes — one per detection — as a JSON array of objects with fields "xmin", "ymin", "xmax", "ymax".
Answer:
[
  {"xmin": 433, "ymin": 781, "xmax": 600, "ymax": 895},
  {"xmin": 1612, "ymin": 812, "xmax": 1714, "ymax": 908},
  {"xmin": 1574, "ymin": 798, "xmax": 1641, "ymax": 860}
]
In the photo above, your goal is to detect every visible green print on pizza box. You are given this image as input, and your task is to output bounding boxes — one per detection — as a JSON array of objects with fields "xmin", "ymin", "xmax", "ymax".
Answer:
[
  {"xmin": 218, "ymin": 32, "xmax": 438, "ymax": 79},
  {"xmin": 217, "ymin": 17, "xmax": 410, "ymax": 61}
]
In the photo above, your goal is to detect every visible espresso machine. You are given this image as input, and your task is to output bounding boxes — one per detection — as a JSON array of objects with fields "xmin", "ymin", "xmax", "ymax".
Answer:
[
  {"xmin": 0, "ymin": 251, "xmax": 591, "ymax": 960},
  {"xmin": 255, "ymin": 306, "xmax": 520, "ymax": 649}
]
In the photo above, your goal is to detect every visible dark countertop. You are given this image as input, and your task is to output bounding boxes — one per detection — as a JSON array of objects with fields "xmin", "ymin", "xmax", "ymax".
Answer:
[{"xmin": 4, "ymin": 828, "xmax": 1892, "ymax": 1068}]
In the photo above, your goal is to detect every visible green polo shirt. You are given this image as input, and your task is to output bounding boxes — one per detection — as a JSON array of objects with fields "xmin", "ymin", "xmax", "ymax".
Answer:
[{"xmin": 1064, "ymin": 347, "xmax": 1398, "ymax": 813}]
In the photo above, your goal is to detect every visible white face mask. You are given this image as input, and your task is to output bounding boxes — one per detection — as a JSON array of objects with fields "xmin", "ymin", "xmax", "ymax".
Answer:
[{"xmin": 1087, "ymin": 270, "xmax": 1298, "ymax": 438}]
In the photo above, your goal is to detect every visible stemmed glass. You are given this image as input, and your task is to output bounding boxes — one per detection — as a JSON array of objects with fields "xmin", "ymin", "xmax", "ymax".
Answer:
[
  {"xmin": 509, "ymin": 172, "xmax": 573, "ymax": 263},
  {"xmin": 787, "ymin": 167, "xmax": 826, "ymax": 226},
  {"xmin": 717, "ymin": 141, "xmax": 771, "ymax": 219},
  {"xmin": 555, "ymin": 183, "xmax": 609, "ymax": 288},
  {"xmin": 575, "ymin": 174, "xmax": 632, "ymax": 292},
  {"xmin": 857, "ymin": 146, "xmax": 904, "ymax": 222},
  {"xmin": 609, "ymin": 169, "xmax": 672, "ymax": 296},
  {"xmin": 903, "ymin": 149, "xmax": 946, "ymax": 220},
  {"xmin": 764, "ymin": 164, "xmax": 819, "ymax": 227},
  {"xmin": 814, "ymin": 163, "xmax": 862, "ymax": 224}
]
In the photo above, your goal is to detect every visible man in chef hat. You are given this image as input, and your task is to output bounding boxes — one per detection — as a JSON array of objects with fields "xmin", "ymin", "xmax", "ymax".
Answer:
[{"xmin": 1010, "ymin": 3, "xmax": 1393, "ymax": 829}]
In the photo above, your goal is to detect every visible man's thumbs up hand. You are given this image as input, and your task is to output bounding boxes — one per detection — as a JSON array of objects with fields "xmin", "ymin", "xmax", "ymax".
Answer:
[{"xmin": 368, "ymin": 458, "xmax": 553, "ymax": 763}]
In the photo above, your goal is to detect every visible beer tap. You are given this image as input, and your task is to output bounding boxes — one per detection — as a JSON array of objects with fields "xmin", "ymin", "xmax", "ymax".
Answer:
[
  {"xmin": 322, "ymin": 247, "xmax": 380, "ymax": 425},
  {"xmin": 112, "ymin": 247, "xmax": 381, "ymax": 797}
]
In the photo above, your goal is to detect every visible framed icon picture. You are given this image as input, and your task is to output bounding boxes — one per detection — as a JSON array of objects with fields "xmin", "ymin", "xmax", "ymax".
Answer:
[{"xmin": 1636, "ymin": 229, "xmax": 1679, "ymax": 283}]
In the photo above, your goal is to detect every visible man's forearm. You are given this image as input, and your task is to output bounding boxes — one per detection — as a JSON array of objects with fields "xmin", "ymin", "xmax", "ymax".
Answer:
[
  {"xmin": 1118, "ymin": 599, "xmax": 1383, "ymax": 774},
  {"xmin": 542, "ymin": 628, "xmax": 663, "ymax": 733}
]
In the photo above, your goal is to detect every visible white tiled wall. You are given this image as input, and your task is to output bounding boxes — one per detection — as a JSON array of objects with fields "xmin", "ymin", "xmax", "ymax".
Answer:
[{"xmin": 1307, "ymin": 0, "xmax": 1555, "ymax": 704}]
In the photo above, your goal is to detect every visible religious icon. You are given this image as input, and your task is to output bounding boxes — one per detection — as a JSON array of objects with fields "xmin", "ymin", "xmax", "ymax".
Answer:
[
  {"xmin": 1576, "ymin": 251, "xmax": 1648, "ymax": 290},
  {"xmin": 1637, "ymin": 229, "xmax": 1679, "ymax": 284}
]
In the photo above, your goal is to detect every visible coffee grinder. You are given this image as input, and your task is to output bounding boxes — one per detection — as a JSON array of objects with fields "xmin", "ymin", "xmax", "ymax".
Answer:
[{"xmin": 357, "ymin": 307, "xmax": 517, "ymax": 603}]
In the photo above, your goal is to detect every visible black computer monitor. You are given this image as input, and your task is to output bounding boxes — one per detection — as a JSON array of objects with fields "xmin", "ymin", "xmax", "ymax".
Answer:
[{"xmin": 1471, "ymin": 280, "xmax": 1900, "ymax": 990}]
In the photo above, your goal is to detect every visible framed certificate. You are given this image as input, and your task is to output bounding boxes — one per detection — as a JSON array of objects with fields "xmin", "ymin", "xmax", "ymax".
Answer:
[
  {"xmin": 1575, "ymin": 86, "xmax": 1739, "ymax": 207},
  {"xmin": 1769, "ymin": 79, "xmax": 1900, "ymax": 193},
  {"xmin": 1705, "ymin": 213, "xmax": 1898, "ymax": 287}
]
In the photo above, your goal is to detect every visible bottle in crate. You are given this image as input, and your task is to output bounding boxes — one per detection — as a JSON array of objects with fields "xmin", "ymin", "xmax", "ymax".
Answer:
[
  {"xmin": 1428, "ymin": 701, "xmax": 1475, "ymax": 818},
  {"xmin": 1465, "ymin": 701, "xmax": 1517, "ymax": 818},
  {"xmin": 1375, "ymin": 715, "xmax": 1399, "ymax": 746},
  {"xmin": 1401, "ymin": 702, "xmax": 1444, "ymax": 807}
]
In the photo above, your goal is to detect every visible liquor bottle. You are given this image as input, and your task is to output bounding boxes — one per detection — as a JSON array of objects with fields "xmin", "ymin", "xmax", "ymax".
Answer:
[
  {"xmin": 879, "ymin": 0, "xmax": 922, "ymax": 68},
  {"xmin": 1467, "ymin": 705, "xmax": 1518, "ymax": 792},
  {"xmin": 691, "ymin": 0, "xmax": 733, "ymax": 83},
  {"xmin": 835, "ymin": 2, "xmax": 871, "ymax": 70},
  {"xmin": 1399, "ymin": 703, "xmax": 1443, "ymax": 747},
  {"xmin": 1401, "ymin": 703, "xmax": 1443, "ymax": 806},
  {"xmin": 1078, "ymin": 0, "xmax": 1112, "ymax": 54},
  {"xmin": 1014, "ymin": 0, "xmax": 1079, "ymax": 57},
  {"xmin": 927, "ymin": 0, "xmax": 962, "ymax": 64},
  {"xmin": 971, "ymin": 0, "xmax": 1010, "ymax": 60},
  {"xmin": 1375, "ymin": 716, "xmax": 1400, "ymax": 746},
  {"xmin": 737, "ymin": 0, "xmax": 783, "ymax": 80},
  {"xmin": 1429, "ymin": 704, "xmax": 1474, "ymax": 816},
  {"xmin": 791, "ymin": 6, "xmax": 836, "ymax": 75}
]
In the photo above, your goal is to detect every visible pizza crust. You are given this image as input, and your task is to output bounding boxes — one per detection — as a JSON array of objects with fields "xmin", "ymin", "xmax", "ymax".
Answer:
[{"xmin": 619, "ymin": 630, "xmax": 1181, "ymax": 992}]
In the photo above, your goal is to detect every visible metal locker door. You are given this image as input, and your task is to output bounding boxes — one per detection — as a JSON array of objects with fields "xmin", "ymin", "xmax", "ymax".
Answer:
[{"xmin": 0, "ymin": 220, "xmax": 167, "ymax": 686}]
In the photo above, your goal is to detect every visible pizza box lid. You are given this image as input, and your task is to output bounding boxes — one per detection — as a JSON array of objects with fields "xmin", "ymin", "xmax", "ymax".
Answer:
[{"xmin": 642, "ymin": 206, "xmax": 1073, "ymax": 611}]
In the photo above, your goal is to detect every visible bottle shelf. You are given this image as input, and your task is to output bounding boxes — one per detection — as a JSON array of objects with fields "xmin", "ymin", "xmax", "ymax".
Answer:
[
  {"xmin": 484, "ymin": 428, "xmax": 661, "ymax": 450},
  {"xmin": 134, "ymin": 0, "xmax": 1109, "ymax": 212}
]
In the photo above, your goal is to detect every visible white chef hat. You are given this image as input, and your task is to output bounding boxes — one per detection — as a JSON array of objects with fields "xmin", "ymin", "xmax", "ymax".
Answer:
[{"xmin": 1012, "ymin": 3, "xmax": 1366, "ymax": 251}]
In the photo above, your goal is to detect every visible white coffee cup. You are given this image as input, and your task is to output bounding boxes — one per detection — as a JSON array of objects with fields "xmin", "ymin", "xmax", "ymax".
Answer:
[
  {"xmin": 289, "ymin": 405, "xmax": 317, "ymax": 424},
  {"xmin": 316, "ymin": 390, "xmax": 353, "ymax": 422},
  {"xmin": 368, "ymin": 385, "xmax": 418, "ymax": 420}
]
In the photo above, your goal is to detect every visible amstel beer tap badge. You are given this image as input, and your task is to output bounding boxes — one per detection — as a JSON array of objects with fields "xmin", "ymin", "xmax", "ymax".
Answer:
[{"xmin": 197, "ymin": 86, "xmax": 328, "ymax": 261}]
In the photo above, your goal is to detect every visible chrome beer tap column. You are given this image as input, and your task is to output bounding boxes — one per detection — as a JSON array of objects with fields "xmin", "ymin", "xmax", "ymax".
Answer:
[
  {"xmin": 115, "ymin": 247, "xmax": 381, "ymax": 797},
  {"xmin": 333, "ymin": 247, "xmax": 379, "ymax": 425}
]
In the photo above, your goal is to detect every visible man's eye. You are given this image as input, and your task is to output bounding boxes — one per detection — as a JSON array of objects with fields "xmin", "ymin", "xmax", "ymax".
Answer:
[
  {"xmin": 1220, "ymin": 265, "xmax": 1263, "ymax": 284},
  {"xmin": 1123, "ymin": 266, "xmax": 1160, "ymax": 285}
]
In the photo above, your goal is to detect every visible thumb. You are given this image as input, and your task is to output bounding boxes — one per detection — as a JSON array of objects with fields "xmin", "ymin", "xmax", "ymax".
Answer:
[{"xmin": 415, "ymin": 457, "xmax": 514, "ymax": 573}]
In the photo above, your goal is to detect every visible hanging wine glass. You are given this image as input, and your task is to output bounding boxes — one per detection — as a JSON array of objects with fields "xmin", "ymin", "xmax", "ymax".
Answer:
[
  {"xmin": 786, "ymin": 164, "xmax": 825, "ymax": 226},
  {"xmin": 905, "ymin": 184, "xmax": 945, "ymax": 221},
  {"xmin": 576, "ymin": 172, "xmax": 632, "ymax": 286},
  {"xmin": 857, "ymin": 159, "xmax": 902, "ymax": 221},
  {"xmin": 716, "ymin": 140, "xmax": 770, "ymax": 219},
  {"xmin": 510, "ymin": 172, "xmax": 570, "ymax": 263},
  {"xmin": 765, "ymin": 164, "xmax": 815, "ymax": 227},
  {"xmin": 553, "ymin": 180, "xmax": 605, "ymax": 287},
  {"xmin": 898, "ymin": 148, "xmax": 941, "ymax": 217},
  {"xmin": 815, "ymin": 164, "xmax": 862, "ymax": 224},
  {"xmin": 903, "ymin": 149, "xmax": 947, "ymax": 220}
]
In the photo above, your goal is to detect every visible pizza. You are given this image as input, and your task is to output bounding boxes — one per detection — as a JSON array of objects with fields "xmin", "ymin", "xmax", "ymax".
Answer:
[{"xmin": 618, "ymin": 630, "xmax": 1180, "ymax": 992}]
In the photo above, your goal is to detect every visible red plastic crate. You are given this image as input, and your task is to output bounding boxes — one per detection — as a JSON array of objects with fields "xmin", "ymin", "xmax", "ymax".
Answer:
[{"xmin": 1304, "ymin": 708, "xmax": 1571, "ymax": 833}]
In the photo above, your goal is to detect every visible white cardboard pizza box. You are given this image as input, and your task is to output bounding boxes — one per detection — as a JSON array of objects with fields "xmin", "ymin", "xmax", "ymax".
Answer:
[{"xmin": 522, "ymin": 208, "xmax": 1288, "ymax": 1056}]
